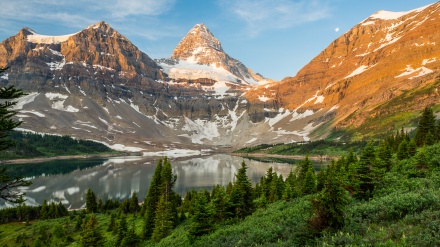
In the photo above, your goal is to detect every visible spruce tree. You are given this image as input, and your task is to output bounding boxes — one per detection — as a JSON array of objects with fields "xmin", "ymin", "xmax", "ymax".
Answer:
[
  {"xmin": 0, "ymin": 74, "xmax": 31, "ymax": 203},
  {"xmin": 116, "ymin": 215, "xmax": 128, "ymax": 246},
  {"xmin": 415, "ymin": 107, "xmax": 436, "ymax": 146},
  {"xmin": 397, "ymin": 139, "xmax": 409, "ymax": 160},
  {"xmin": 121, "ymin": 222, "xmax": 140, "ymax": 247},
  {"xmin": 107, "ymin": 213, "xmax": 116, "ymax": 232},
  {"xmin": 129, "ymin": 192, "xmax": 140, "ymax": 213},
  {"xmin": 301, "ymin": 168, "xmax": 317, "ymax": 195},
  {"xmin": 85, "ymin": 188, "xmax": 97, "ymax": 214},
  {"xmin": 40, "ymin": 199, "xmax": 48, "ymax": 219},
  {"xmin": 377, "ymin": 141, "xmax": 392, "ymax": 172},
  {"xmin": 425, "ymin": 131, "xmax": 435, "ymax": 146},
  {"xmin": 210, "ymin": 185, "xmax": 231, "ymax": 222},
  {"xmin": 310, "ymin": 163, "xmax": 349, "ymax": 231},
  {"xmin": 355, "ymin": 142, "xmax": 376, "ymax": 200},
  {"xmin": 142, "ymin": 159, "xmax": 163, "ymax": 239},
  {"xmin": 188, "ymin": 193, "xmax": 214, "ymax": 243},
  {"xmin": 408, "ymin": 139, "xmax": 418, "ymax": 157},
  {"xmin": 230, "ymin": 161, "xmax": 254, "ymax": 218},
  {"xmin": 151, "ymin": 196, "xmax": 174, "ymax": 242},
  {"xmin": 79, "ymin": 215, "xmax": 104, "ymax": 247}
]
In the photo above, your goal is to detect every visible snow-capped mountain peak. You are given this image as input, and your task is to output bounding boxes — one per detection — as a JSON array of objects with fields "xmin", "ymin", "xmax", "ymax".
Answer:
[{"xmin": 165, "ymin": 23, "xmax": 271, "ymax": 86}]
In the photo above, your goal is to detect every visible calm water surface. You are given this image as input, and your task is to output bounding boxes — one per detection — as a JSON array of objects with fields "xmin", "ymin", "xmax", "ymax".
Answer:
[{"xmin": 1, "ymin": 154, "xmax": 325, "ymax": 209}]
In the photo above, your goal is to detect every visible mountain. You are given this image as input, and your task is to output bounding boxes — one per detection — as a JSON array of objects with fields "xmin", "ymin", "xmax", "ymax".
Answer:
[
  {"xmin": 246, "ymin": 2, "xmax": 440, "ymax": 140},
  {"xmin": 0, "ymin": 22, "xmax": 283, "ymax": 151},
  {"xmin": 157, "ymin": 24, "xmax": 271, "ymax": 86},
  {"xmin": 1, "ymin": 1, "xmax": 439, "ymax": 152}
]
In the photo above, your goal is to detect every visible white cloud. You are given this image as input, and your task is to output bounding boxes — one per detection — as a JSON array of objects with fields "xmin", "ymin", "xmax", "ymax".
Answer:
[
  {"xmin": 218, "ymin": 0, "xmax": 331, "ymax": 36},
  {"xmin": 106, "ymin": 0, "xmax": 176, "ymax": 18},
  {"xmin": 335, "ymin": 27, "xmax": 340, "ymax": 32},
  {"xmin": 0, "ymin": 0, "xmax": 176, "ymax": 37}
]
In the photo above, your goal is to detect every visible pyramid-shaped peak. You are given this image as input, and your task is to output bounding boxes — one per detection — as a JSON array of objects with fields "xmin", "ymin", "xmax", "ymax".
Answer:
[
  {"xmin": 87, "ymin": 21, "xmax": 113, "ymax": 32},
  {"xmin": 172, "ymin": 24, "xmax": 223, "ymax": 60}
]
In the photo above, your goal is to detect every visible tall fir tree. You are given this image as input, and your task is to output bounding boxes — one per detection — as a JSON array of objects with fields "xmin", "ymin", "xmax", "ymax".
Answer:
[
  {"xmin": 0, "ymin": 71, "xmax": 31, "ymax": 203},
  {"xmin": 188, "ymin": 193, "xmax": 214, "ymax": 243},
  {"xmin": 397, "ymin": 139, "xmax": 409, "ymax": 160},
  {"xmin": 210, "ymin": 185, "xmax": 231, "ymax": 222},
  {"xmin": 230, "ymin": 161, "xmax": 254, "ymax": 218},
  {"xmin": 151, "ymin": 195, "xmax": 174, "ymax": 242},
  {"xmin": 85, "ymin": 188, "xmax": 97, "ymax": 213},
  {"xmin": 129, "ymin": 192, "xmax": 140, "ymax": 213},
  {"xmin": 116, "ymin": 215, "xmax": 128, "ymax": 246},
  {"xmin": 355, "ymin": 142, "xmax": 376, "ymax": 200},
  {"xmin": 415, "ymin": 107, "xmax": 436, "ymax": 146},
  {"xmin": 142, "ymin": 159, "xmax": 163, "ymax": 239},
  {"xmin": 79, "ymin": 215, "xmax": 104, "ymax": 247},
  {"xmin": 310, "ymin": 162, "xmax": 349, "ymax": 231},
  {"xmin": 377, "ymin": 141, "xmax": 392, "ymax": 172}
]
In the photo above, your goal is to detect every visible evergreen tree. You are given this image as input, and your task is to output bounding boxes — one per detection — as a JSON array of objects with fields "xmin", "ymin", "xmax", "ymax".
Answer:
[
  {"xmin": 397, "ymin": 139, "xmax": 409, "ymax": 160},
  {"xmin": 346, "ymin": 149, "xmax": 358, "ymax": 168},
  {"xmin": 408, "ymin": 139, "xmax": 418, "ymax": 157},
  {"xmin": 116, "ymin": 215, "xmax": 128, "ymax": 246},
  {"xmin": 188, "ymin": 193, "xmax": 214, "ymax": 243},
  {"xmin": 377, "ymin": 141, "xmax": 392, "ymax": 172},
  {"xmin": 121, "ymin": 222, "xmax": 140, "ymax": 247},
  {"xmin": 79, "ymin": 215, "xmax": 104, "ymax": 247},
  {"xmin": 107, "ymin": 213, "xmax": 116, "ymax": 232},
  {"xmin": 210, "ymin": 185, "xmax": 231, "ymax": 222},
  {"xmin": 282, "ymin": 182, "xmax": 293, "ymax": 201},
  {"xmin": 310, "ymin": 163, "xmax": 349, "ymax": 231},
  {"xmin": 415, "ymin": 107, "xmax": 436, "ymax": 146},
  {"xmin": 230, "ymin": 161, "xmax": 254, "ymax": 218},
  {"xmin": 129, "ymin": 192, "xmax": 140, "ymax": 214},
  {"xmin": 301, "ymin": 168, "xmax": 317, "ymax": 195},
  {"xmin": 40, "ymin": 200, "xmax": 48, "ymax": 219},
  {"xmin": 142, "ymin": 159, "xmax": 163, "ymax": 239},
  {"xmin": 151, "ymin": 196, "xmax": 174, "ymax": 242},
  {"xmin": 425, "ymin": 131, "xmax": 435, "ymax": 146},
  {"xmin": 355, "ymin": 142, "xmax": 376, "ymax": 200},
  {"xmin": 0, "ymin": 74, "xmax": 31, "ymax": 203},
  {"xmin": 97, "ymin": 199, "xmax": 103, "ymax": 213},
  {"xmin": 85, "ymin": 189, "xmax": 97, "ymax": 214}
]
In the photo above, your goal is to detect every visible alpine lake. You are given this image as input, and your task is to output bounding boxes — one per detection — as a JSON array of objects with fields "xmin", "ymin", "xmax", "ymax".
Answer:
[{"xmin": 1, "ymin": 154, "xmax": 327, "ymax": 209}]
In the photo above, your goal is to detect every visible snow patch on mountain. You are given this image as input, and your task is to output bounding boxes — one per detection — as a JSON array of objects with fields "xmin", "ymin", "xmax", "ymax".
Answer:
[
  {"xmin": 12, "ymin": 92, "xmax": 39, "ymax": 110},
  {"xmin": 26, "ymin": 29, "xmax": 79, "ymax": 44},
  {"xmin": 181, "ymin": 117, "xmax": 220, "ymax": 144},
  {"xmin": 395, "ymin": 65, "xmax": 433, "ymax": 79},
  {"xmin": 345, "ymin": 65, "xmax": 375, "ymax": 79}
]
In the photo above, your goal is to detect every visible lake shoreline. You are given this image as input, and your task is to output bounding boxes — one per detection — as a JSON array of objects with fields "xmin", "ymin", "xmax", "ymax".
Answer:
[
  {"xmin": 231, "ymin": 152, "xmax": 336, "ymax": 162},
  {"xmin": 0, "ymin": 153, "xmax": 126, "ymax": 165}
]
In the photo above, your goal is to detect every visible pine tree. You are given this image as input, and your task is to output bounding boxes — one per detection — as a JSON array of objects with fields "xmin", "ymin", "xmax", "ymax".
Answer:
[
  {"xmin": 85, "ymin": 189, "xmax": 97, "ymax": 213},
  {"xmin": 210, "ymin": 185, "xmax": 231, "ymax": 222},
  {"xmin": 310, "ymin": 163, "xmax": 349, "ymax": 231},
  {"xmin": 142, "ymin": 159, "xmax": 163, "ymax": 239},
  {"xmin": 0, "ymin": 74, "xmax": 31, "ymax": 203},
  {"xmin": 188, "ymin": 193, "xmax": 214, "ymax": 243},
  {"xmin": 79, "ymin": 215, "xmax": 104, "ymax": 247},
  {"xmin": 230, "ymin": 161, "xmax": 254, "ymax": 218},
  {"xmin": 129, "ymin": 192, "xmax": 140, "ymax": 214},
  {"xmin": 121, "ymin": 222, "xmax": 140, "ymax": 247},
  {"xmin": 397, "ymin": 139, "xmax": 409, "ymax": 160},
  {"xmin": 415, "ymin": 107, "xmax": 436, "ymax": 146},
  {"xmin": 116, "ymin": 215, "xmax": 128, "ymax": 246},
  {"xmin": 151, "ymin": 196, "xmax": 174, "ymax": 242},
  {"xmin": 377, "ymin": 141, "xmax": 392, "ymax": 172},
  {"xmin": 40, "ymin": 199, "xmax": 48, "ymax": 219},
  {"xmin": 97, "ymin": 199, "xmax": 103, "ymax": 213},
  {"xmin": 301, "ymin": 168, "xmax": 317, "ymax": 195},
  {"xmin": 425, "ymin": 131, "xmax": 435, "ymax": 146},
  {"xmin": 408, "ymin": 139, "xmax": 418, "ymax": 157},
  {"xmin": 107, "ymin": 213, "xmax": 116, "ymax": 232},
  {"xmin": 355, "ymin": 142, "xmax": 376, "ymax": 200}
]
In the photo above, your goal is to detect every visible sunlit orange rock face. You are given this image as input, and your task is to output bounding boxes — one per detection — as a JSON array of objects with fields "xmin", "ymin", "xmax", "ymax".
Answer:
[{"xmin": 246, "ymin": 2, "xmax": 440, "ymax": 137}]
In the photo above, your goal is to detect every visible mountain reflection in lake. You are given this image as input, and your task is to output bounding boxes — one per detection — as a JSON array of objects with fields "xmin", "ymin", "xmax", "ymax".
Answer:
[{"xmin": 0, "ymin": 154, "xmax": 322, "ymax": 209}]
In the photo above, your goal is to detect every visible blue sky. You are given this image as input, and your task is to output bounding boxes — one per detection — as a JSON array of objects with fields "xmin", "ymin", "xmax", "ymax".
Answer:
[{"xmin": 0, "ymin": 0, "xmax": 436, "ymax": 80}]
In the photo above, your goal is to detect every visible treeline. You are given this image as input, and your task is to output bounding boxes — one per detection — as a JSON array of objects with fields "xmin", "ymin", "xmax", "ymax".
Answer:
[
  {"xmin": 0, "ymin": 131, "xmax": 113, "ymax": 160},
  {"xmin": 0, "ymin": 198, "xmax": 68, "ymax": 224}
]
